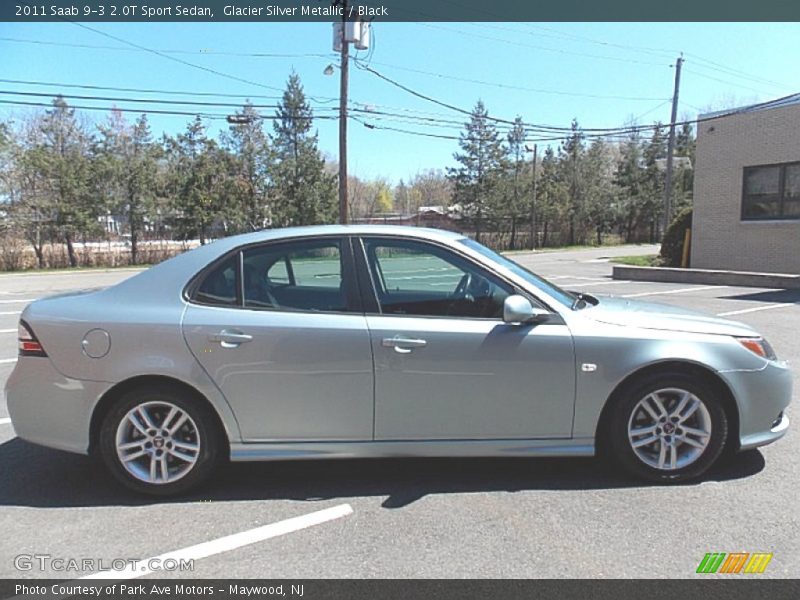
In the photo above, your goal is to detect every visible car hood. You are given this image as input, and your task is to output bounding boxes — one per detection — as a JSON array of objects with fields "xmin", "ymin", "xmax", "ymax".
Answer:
[{"xmin": 582, "ymin": 295, "xmax": 757, "ymax": 337}]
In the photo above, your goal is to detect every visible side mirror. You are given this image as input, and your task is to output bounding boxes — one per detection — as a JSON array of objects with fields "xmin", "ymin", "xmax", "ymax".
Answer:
[{"xmin": 503, "ymin": 295, "xmax": 550, "ymax": 324}]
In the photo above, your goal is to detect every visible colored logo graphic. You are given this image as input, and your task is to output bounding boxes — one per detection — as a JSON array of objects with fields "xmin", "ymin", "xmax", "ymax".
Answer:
[{"xmin": 696, "ymin": 552, "xmax": 773, "ymax": 574}]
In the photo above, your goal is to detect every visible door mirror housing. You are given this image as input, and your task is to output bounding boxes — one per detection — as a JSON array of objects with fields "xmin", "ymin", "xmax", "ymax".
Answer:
[{"xmin": 503, "ymin": 295, "xmax": 550, "ymax": 324}]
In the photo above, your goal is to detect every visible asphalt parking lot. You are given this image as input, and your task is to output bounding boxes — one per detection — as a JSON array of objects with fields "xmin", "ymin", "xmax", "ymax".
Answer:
[{"xmin": 0, "ymin": 243, "xmax": 798, "ymax": 579}]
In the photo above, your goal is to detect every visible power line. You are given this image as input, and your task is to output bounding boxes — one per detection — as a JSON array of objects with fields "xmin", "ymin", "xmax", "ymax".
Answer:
[
  {"xmin": 0, "ymin": 36, "xmax": 337, "ymax": 60},
  {"xmin": 360, "ymin": 58, "xmax": 669, "ymax": 102},
  {"xmin": 415, "ymin": 23, "xmax": 669, "ymax": 68},
  {"xmin": 0, "ymin": 98, "xmax": 337, "ymax": 121}
]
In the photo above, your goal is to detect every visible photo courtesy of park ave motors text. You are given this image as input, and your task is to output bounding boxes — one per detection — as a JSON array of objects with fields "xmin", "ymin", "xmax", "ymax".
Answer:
[{"xmin": 0, "ymin": 4, "xmax": 799, "ymax": 586}]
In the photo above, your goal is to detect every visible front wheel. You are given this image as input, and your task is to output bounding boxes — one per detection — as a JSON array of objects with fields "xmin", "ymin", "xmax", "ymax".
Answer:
[
  {"xmin": 608, "ymin": 373, "xmax": 728, "ymax": 482},
  {"xmin": 99, "ymin": 385, "xmax": 221, "ymax": 495}
]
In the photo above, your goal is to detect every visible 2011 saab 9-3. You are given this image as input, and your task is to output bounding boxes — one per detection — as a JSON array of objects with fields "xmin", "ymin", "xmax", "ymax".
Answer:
[{"xmin": 6, "ymin": 226, "xmax": 791, "ymax": 494}]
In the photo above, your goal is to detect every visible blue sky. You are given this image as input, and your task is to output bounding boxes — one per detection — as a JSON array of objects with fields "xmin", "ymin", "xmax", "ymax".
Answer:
[{"xmin": 1, "ymin": 21, "xmax": 798, "ymax": 183}]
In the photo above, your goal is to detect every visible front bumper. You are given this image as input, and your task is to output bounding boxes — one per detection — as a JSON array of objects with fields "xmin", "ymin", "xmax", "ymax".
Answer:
[
  {"xmin": 720, "ymin": 359, "xmax": 793, "ymax": 451},
  {"xmin": 5, "ymin": 356, "xmax": 109, "ymax": 454}
]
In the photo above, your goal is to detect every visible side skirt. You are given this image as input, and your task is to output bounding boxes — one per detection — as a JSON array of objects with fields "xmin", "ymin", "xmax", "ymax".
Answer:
[{"xmin": 230, "ymin": 438, "xmax": 596, "ymax": 461}]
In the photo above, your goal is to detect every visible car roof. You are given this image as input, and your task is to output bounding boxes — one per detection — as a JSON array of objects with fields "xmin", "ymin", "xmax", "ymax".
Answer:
[
  {"xmin": 207, "ymin": 224, "xmax": 464, "ymax": 249},
  {"xmin": 105, "ymin": 225, "xmax": 466, "ymax": 304}
]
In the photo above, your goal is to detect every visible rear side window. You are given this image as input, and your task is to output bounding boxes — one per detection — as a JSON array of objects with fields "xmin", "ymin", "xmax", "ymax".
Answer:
[
  {"xmin": 194, "ymin": 255, "xmax": 239, "ymax": 306},
  {"xmin": 242, "ymin": 240, "xmax": 347, "ymax": 312}
]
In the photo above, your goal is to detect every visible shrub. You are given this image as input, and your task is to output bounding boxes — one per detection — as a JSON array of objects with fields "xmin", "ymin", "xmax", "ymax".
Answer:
[{"xmin": 659, "ymin": 207, "xmax": 692, "ymax": 267}]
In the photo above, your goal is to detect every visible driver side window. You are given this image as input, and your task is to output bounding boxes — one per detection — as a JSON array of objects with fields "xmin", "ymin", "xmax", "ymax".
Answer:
[{"xmin": 363, "ymin": 238, "xmax": 513, "ymax": 319}]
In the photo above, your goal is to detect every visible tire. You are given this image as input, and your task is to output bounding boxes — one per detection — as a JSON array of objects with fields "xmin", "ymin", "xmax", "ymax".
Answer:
[
  {"xmin": 607, "ymin": 372, "xmax": 728, "ymax": 483},
  {"xmin": 99, "ymin": 384, "xmax": 222, "ymax": 496}
]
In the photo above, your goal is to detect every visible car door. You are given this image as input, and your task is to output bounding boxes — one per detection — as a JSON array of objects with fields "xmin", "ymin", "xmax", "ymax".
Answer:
[
  {"xmin": 182, "ymin": 236, "xmax": 374, "ymax": 442},
  {"xmin": 358, "ymin": 236, "xmax": 576, "ymax": 441}
]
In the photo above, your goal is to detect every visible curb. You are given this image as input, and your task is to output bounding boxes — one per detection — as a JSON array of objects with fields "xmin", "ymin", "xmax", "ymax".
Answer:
[{"xmin": 612, "ymin": 265, "xmax": 800, "ymax": 289}]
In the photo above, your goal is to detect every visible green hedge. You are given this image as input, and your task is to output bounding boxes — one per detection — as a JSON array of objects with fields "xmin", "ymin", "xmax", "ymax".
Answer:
[{"xmin": 659, "ymin": 207, "xmax": 693, "ymax": 267}]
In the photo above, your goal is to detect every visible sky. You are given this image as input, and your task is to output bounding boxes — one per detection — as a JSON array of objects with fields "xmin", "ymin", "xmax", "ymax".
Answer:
[{"xmin": 1, "ymin": 21, "xmax": 798, "ymax": 184}]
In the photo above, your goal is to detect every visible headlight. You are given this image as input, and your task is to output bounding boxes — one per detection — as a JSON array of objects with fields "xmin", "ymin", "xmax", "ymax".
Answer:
[{"xmin": 736, "ymin": 337, "xmax": 777, "ymax": 361}]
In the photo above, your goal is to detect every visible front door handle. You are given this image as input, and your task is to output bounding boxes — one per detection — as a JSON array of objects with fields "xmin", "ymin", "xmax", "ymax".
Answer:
[
  {"xmin": 382, "ymin": 336, "xmax": 427, "ymax": 353},
  {"xmin": 209, "ymin": 330, "xmax": 253, "ymax": 348}
]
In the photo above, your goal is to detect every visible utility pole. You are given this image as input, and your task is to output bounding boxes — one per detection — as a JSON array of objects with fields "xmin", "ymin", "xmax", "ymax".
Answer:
[
  {"xmin": 337, "ymin": 3, "xmax": 349, "ymax": 224},
  {"xmin": 528, "ymin": 144, "xmax": 538, "ymax": 249},
  {"xmin": 663, "ymin": 55, "xmax": 684, "ymax": 236}
]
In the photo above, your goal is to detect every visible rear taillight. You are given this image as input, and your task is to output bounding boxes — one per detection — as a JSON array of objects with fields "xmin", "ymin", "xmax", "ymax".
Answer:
[{"xmin": 18, "ymin": 320, "xmax": 47, "ymax": 357}]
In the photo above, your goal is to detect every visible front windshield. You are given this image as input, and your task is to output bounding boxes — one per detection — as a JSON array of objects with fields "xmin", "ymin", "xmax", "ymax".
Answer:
[{"xmin": 457, "ymin": 238, "xmax": 576, "ymax": 308}]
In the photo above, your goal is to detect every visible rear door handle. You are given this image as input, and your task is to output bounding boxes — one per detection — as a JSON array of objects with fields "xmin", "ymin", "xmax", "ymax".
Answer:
[
  {"xmin": 382, "ymin": 336, "xmax": 427, "ymax": 353},
  {"xmin": 210, "ymin": 330, "xmax": 253, "ymax": 347}
]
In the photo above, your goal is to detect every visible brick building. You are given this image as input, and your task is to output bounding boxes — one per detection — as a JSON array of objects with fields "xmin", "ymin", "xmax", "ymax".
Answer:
[{"xmin": 692, "ymin": 94, "xmax": 800, "ymax": 274}]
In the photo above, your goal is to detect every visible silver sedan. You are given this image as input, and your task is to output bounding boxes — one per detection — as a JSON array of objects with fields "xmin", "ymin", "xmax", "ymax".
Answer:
[{"xmin": 6, "ymin": 225, "xmax": 792, "ymax": 495}]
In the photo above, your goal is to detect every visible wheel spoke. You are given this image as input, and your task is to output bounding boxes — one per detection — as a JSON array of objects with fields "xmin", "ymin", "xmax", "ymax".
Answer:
[
  {"xmin": 682, "ymin": 425, "xmax": 709, "ymax": 438},
  {"xmin": 649, "ymin": 393, "xmax": 668, "ymax": 418},
  {"xmin": 137, "ymin": 407, "xmax": 157, "ymax": 430},
  {"xmin": 172, "ymin": 440, "xmax": 199, "ymax": 452},
  {"xmin": 658, "ymin": 440, "xmax": 667, "ymax": 468},
  {"xmin": 121, "ymin": 448, "xmax": 147, "ymax": 462},
  {"xmin": 161, "ymin": 406, "xmax": 179, "ymax": 430},
  {"xmin": 158, "ymin": 455, "xmax": 169, "ymax": 481},
  {"xmin": 632, "ymin": 434, "xmax": 659, "ymax": 448},
  {"xmin": 169, "ymin": 448, "xmax": 196, "ymax": 463},
  {"xmin": 669, "ymin": 444, "xmax": 677, "ymax": 469},
  {"xmin": 671, "ymin": 391, "xmax": 691, "ymax": 418},
  {"xmin": 118, "ymin": 440, "xmax": 144, "ymax": 451},
  {"xmin": 127, "ymin": 413, "xmax": 148, "ymax": 436},
  {"xmin": 641, "ymin": 395, "xmax": 661, "ymax": 421},
  {"xmin": 630, "ymin": 425, "xmax": 657, "ymax": 437},
  {"xmin": 168, "ymin": 414, "xmax": 189, "ymax": 436},
  {"xmin": 679, "ymin": 435, "xmax": 706, "ymax": 449},
  {"xmin": 679, "ymin": 398, "xmax": 701, "ymax": 422},
  {"xmin": 149, "ymin": 455, "xmax": 158, "ymax": 482}
]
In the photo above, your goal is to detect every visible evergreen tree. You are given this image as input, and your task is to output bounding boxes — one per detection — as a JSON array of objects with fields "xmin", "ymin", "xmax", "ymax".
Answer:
[
  {"xmin": 614, "ymin": 130, "xmax": 646, "ymax": 242},
  {"xmin": 269, "ymin": 72, "xmax": 336, "ymax": 226},
  {"xmin": 96, "ymin": 111, "xmax": 159, "ymax": 263},
  {"xmin": 165, "ymin": 116, "xmax": 225, "ymax": 244},
  {"xmin": 220, "ymin": 103, "xmax": 271, "ymax": 232},
  {"xmin": 28, "ymin": 98, "xmax": 97, "ymax": 266},
  {"xmin": 558, "ymin": 119, "xmax": 586, "ymax": 245},
  {"xmin": 537, "ymin": 146, "xmax": 567, "ymax": 247},
  {"xmin": 447, "ymin": 100, "xmax": 506, "ymax": 241},
  {"xmin": 505, "ymin": 116, "xmax": 528, "ymax": 250}
]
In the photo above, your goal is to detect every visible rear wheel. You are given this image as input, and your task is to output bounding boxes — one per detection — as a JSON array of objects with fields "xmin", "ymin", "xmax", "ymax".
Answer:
[
  {"xmin": 608, "ymin": 372, "xmax": 728, "ymax": 482},
  {"xmin": 99, "ymin": 385, "xmax": 221, "ymax": 495}
]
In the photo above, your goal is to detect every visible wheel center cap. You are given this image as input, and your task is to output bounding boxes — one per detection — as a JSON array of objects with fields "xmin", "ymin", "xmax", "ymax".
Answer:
[
  {"xmin": 663, "ymin": 423, "xmax": 676, "ymax": 434},
  {"xmin": 153, "ymin": 436, "xmax": 165, "ymax": 449}
]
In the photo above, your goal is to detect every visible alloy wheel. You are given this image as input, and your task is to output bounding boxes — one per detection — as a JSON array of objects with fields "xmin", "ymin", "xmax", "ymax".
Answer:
[
  {"xmin": 115, "ymin": 401, "xmax": 201, "ymax": 484},
  {"xmin": 627, "ymin": 387, "xmax": 712, "ymax": 471}
]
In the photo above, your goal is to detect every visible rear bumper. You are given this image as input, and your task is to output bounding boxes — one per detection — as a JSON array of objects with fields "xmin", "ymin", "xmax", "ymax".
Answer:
[{"xmin": 5, "ymin": 356, "xmax": 109, "ymax": 454}]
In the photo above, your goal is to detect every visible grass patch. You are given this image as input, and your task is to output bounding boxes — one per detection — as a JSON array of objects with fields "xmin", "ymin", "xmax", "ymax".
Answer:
[{"xmin": 610, "ymin": 254, "xmax": 662, "ymax": 267}]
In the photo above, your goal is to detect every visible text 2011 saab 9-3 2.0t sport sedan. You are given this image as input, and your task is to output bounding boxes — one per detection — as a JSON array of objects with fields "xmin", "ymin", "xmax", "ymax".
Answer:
[{"xmin": 6, "ymin": 226, "xmax": 792, "ymax": 495}]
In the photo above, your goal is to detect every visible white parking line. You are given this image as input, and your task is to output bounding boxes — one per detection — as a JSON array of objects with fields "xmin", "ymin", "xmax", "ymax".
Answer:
[
  {"xmin": 0, "ymin": 329, "xmax": 16, "ymax": 333},
  {"xmin": 0, "ymin": 418, "xmax": 11, "ymax": 425},
  {"xmin": 79, "ymin": 503, "xmax": 354, "ymax": 580},
  {"xmin": 622, "ymin": 285, "xmax": 727, "ymax": 298},
  {"xmin": 571, "ymin": 280, "xmax": 633, "ymax": 287},
  {"xmin": 717, "ymin": 303, "xmax": 795, "ymax": 317},
  {"xmin": 0, "ymin": 311, "xmax": 21, "ymax": 316},
  {"xmin": 0, "ymin": 298, "xmax": 36, "ymax": 304},
  {"xmin": 0, "ymin": 358, "xmax": 18, "ymax": 364}
]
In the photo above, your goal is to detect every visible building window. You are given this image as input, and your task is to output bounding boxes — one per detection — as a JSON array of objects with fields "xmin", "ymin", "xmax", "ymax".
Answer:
[{"xmin": 742, "ymin": 161, "xmax": 800, "ymax": 220}]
